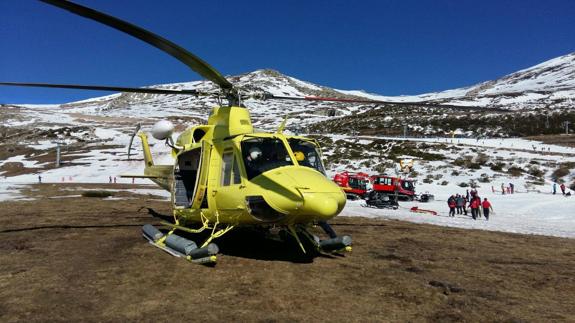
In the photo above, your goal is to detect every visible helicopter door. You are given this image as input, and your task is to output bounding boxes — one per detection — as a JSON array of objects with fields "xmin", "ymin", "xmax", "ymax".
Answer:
[
  {"xmin": 190, "ymin": 141, "xmax": 212, "ymax": 209},
  {"xmin": 214, "ymin": 147, "xmax": 244, "ymax": 218},
  {"xmin": 173, "ymin": 147, "xmax": 201, "ymax": 208}
]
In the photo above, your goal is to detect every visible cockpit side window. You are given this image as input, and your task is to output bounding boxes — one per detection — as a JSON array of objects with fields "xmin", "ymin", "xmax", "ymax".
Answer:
[
  {"xmin": 287, "ymin": 138, "xmax": 326, "ymax": 175},
  {"xmin": 241, "ymin": 137, "xmax": 293, "ymax": 180},
  {"xmin": 221, "ymin": 149, "xmax": 243, "ymax": 187},
  {"xmin": 221, "ymin": 151, "xmax": 234, "ymax": 186}
]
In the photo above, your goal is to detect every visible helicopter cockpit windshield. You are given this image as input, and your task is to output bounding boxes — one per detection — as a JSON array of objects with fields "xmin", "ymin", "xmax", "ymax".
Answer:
[
  {"xmin": 241, "ymin": 137, "xmax": 293, "ymax": 180},
  {"xmin": 288, "ymin": 138, "xmax": 326, "ymax": 175}
]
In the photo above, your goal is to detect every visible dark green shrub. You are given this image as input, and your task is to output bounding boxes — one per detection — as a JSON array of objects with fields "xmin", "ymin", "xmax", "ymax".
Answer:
[
  {"xmin": 478, "ymin": 173, "xmax": 490, "ymax": 183},
  {"xmin": 528, "ymin": 166, "xmax": 545, "ymax": 178},
  {"xmin": 508, "ymin": 166, "xmax": 524, "ymax": 177},
  {"xmin": 82, "ymin": 190, "xmax": 114, "ymax": 198},
  {"xmin": 490, "ymin": 162, "xmax": 505, "ymax": 172}
]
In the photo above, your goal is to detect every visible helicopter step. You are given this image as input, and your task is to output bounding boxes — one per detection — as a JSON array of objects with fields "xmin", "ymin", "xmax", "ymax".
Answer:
[{"xmin": 142, "ymin": 224, "xmax": 219, "ymax": 264}]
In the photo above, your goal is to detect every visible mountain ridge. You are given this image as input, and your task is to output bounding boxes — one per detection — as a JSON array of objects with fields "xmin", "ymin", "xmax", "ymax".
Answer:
[{"xmin": 56, "ymin": 51, "xmax": 574, "ymax": 113}]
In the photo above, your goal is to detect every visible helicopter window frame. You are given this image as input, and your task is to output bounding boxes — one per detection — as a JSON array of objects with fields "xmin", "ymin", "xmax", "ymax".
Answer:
[
  {"xmin": 220, "ymin": 147, "xmax": 243, "ymax": 187},
  {"xmin": 240, "ymin": 136, "xmax": 294, "ymax": 180},
  {"xmin": 221, "ymin": 150, "xmax": 234, "ymax": 187},
  {"xmin": 232, "ymin": 155, "xmax": 241, "ymax": 185},
  {"xmin": 287, "ymin": 138, "xmax": 326, "ymax": 175}
]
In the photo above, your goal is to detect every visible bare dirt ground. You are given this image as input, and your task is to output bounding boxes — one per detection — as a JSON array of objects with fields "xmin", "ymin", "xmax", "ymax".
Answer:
[{"xmin": 1, "ymin": 183, "xmax": 574, "ymax": 322}]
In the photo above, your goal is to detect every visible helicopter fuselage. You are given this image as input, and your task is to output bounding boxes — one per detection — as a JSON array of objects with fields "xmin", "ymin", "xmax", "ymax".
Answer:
[{"xmin": 140, "ymin": 106, "xmax": 346, "ymax": 228}]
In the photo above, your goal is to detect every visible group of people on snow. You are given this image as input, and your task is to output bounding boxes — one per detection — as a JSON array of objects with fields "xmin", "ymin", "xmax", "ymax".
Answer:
[
  {"xmin": 447, "ymin": 189, "xmax": 493, "ymax": 220},
  {"xmin": 495, "ymin": 182, "xmax": 514, "ymax": 195},
  {"xmin": 552, "ymin": 182, "xmax": 571, "ymax": 196}
]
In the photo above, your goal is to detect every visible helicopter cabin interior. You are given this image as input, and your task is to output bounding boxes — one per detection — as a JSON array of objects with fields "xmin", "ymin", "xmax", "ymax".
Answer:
[{"xmin": 174, "ymin": 148, "xmax": 201, "ymax": 208}]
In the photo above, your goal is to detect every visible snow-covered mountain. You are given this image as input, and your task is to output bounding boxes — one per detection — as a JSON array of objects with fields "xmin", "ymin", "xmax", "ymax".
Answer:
[
  {"xmin": 340, "ymin": 52, "xmax": 575, "ymax": 109},
  {"xmin": 48, "ymin": 51, "xmax": 575, "ymax": 123}
]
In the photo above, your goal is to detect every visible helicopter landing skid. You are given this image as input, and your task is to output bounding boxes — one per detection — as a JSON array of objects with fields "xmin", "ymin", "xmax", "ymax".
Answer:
[
  {"xmin": 283, "ymin": 225, "xmax": 353, "ymax": 255},
  {"xmin": 142, "ymin": 224, "xmax": 219, "ymax": 265}
]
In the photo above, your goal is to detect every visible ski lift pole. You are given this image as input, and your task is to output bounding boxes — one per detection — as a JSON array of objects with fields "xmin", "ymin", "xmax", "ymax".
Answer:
[{"xmin": 55, "ymin": 142, "xmax": 61, "ymax": 167}]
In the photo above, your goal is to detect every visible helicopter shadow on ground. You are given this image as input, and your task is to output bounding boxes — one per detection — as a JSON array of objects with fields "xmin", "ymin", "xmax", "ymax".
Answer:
[{"xmin": 142, "ymin": 207, "xmax": 333, "ymax": 264}]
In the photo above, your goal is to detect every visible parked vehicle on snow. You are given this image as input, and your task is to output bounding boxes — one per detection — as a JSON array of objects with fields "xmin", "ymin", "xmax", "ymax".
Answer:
[
  {"xmin": 371, "ymin": 175, "xmax": 416, "ymax": 201},
  {"xmin": 332, "ymin": 171, "xmax": 416, "ymax": 203},
  {"xmin": 332, "ymin": 171, "xmax": 371, "ymax": 200}
]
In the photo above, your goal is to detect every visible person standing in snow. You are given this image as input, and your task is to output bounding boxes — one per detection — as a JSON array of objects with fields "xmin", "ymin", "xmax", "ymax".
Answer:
[
  {"xmin": 553, "ymin": 182, "xmax": 557, "ymax": 195},
  {"xmin": 448, "ymin": 195, "xmax": 456, "ymax": 217},
  {"xmin": 560, "ymin": 183, "xmax": 566, "ymax": 195},
  {"xmin": 469, "ymin": 195, "xmax": 481, "ymax": 220},
  {"xmin": 465, "ymin": 189, "xmax": 470, "ymax": 201},
  {"xmin": 501, "ymin": 183, "xmax": 505, "ymax": 195},
  {"xmin": 482, "ymin": 198, "xmax": 493, "ymax": 220},
  {"xmin": 462, "ymin": 195, "xmax": 468, "ymax": 215},
  {"xmin": 456, "ymin": 194, "xmax": 464, "ymax": 215},
  {"xmin": 509, "ymin": 182, "xmax": 514, "ymax": 194}
]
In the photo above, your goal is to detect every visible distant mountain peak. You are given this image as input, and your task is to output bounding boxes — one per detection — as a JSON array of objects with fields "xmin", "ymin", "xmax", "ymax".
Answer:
[{"xmin": 37, "ymin": 51, "xmax": 575, "ymax": 112}]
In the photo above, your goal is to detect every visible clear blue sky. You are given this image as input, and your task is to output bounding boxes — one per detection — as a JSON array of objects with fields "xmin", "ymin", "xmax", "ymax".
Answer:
[{"xmin": 1, "ymin": 0, "xmax": 574, "ymax": 103}]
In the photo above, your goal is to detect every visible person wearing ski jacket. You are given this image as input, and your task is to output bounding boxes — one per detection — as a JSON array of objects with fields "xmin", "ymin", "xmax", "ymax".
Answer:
[
  {"xmin": 553, "ymin": 182, "xmax": 557, "ymax": 194},
  {"xmin": 469, "ymin": 196, "xmax": 481, "ymax": 220},
  {"xmin": 456, "ymin": 195, "xmax": 464, "ymax": 214},
  {"xmin": 447, "ymin": 195, "xmax": 456, "ymax": 217},
  {"xmin": 482, "ymin": 198, "xmax": 493, "ymax": 220},
  {"xmin": 560, "ymin": 183, "xmax": 566, "ymax": 195}
]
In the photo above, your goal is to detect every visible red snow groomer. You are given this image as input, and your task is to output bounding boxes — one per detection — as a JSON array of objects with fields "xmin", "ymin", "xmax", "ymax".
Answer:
[
  {"xmin": 332, "ymin": 171, "xmax": 370, "ymax": 200},
  {"xmin": 333, "ymin": 171, "xmax": 416, "ymax": 202},
  {"xmin": 371, "ymin": 175, "xmax": 416, "ymax": 201}
]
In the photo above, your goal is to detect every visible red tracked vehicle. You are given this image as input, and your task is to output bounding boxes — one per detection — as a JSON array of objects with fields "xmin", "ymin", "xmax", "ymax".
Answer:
[
  {"xmin": 333, "ymin": 171, "xmax": 415, "ymax": 201},
  {"xmin": 371, "ymin": 175, "xmax": 416, "ymax": 201},
  {"xmin": 332, "ymin": 171, "xmax": 370, "ymax": 200}
]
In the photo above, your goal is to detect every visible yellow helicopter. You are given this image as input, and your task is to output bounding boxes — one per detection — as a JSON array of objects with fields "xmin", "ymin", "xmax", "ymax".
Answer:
[{"xmin": 1, "ymin": 0, "xmax": 431, "ymax": 264}]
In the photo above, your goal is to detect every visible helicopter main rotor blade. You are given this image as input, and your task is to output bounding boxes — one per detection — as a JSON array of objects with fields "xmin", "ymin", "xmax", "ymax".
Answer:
[
  {"xmin": 0, "ymin": 82, "xmax": 202, "ymax": 96},
  {"xmin": 263, "ymin": 94, "xmax": 468, "ymax": 109},
  {"xmin": 39, "ymin": 0, "xmax": 234, "ymax": 91}
]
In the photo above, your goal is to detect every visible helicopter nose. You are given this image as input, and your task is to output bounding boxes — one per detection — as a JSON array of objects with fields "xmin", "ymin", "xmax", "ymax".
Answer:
[{"xmin": 301, "ymin": 193, "xmax": 339, "ymax": 219}]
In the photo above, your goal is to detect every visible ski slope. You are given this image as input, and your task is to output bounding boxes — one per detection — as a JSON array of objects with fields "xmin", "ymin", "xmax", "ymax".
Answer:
[
  {"xmin": 342, "ymin": 184, "xmax": 575, "ymax": 239},
  {"xmin": 2, "ymin": 133, "xmax": 574, "ymax": 239}
]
